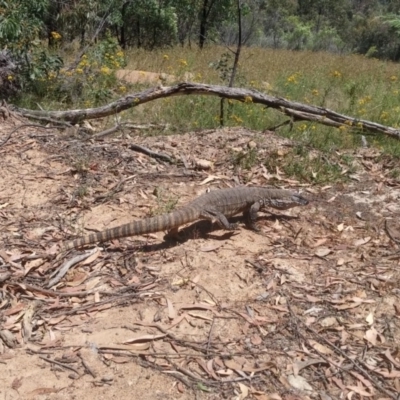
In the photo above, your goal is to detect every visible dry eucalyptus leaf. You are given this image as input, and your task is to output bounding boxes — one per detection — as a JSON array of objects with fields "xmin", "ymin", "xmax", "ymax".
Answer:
[
  {"xmin": 319, "ymin": 317, "xmax": 337, "ymax": 327},
  {"xmin": 314, "ymin": 247, "xmax": 332, "ymax": 257},
  {"xmin": 250, "ymin": 334, "xmax": 263, "ymax": 346},
  {"xmin": 354, "ymin": 237, "xmax": 371, "ymax": 246},
  {"xmin": 216, "ymin": 369, "xmax": 233, "ymax": 376},
  {"xmin": 199, "ymin": 242, "xmax": 223, "ymax": 252},
  {"xmin": 0, "ymin": 329, "xmax": 18, "ymax": 348},
  {"xmin": 309, "ymin": 340, "xmax": 332, "ymax": 354},
  {"xmin": 365, "ymin": 312, "xmax": 374, "ymax": 325},
  {"xmin": 166, "ymin": 298, "xmax": 176, "ymax": 319},
  {"xmin": 122, "ymin": 333, "xmax": 166, "ymax": 344},
  {"xmin": 81, "ymin": 248, "xmax": 101, "ymax": 265},
  {"xmin": 287, "ymin": 374, "xmax": 313, "ymax": 392},
  {"xmin": 237, "ymin": 383, "xmax": 249, "ymax": 400},
  {"xmin": 364, "ymin": 326, "xmax": 378, "ymax": 346}
]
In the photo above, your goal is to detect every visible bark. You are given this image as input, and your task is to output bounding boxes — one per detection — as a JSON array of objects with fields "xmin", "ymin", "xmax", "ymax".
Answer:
[{"xmin": 11, "ymin": 82, "xmax": 400, "ymax": 140}]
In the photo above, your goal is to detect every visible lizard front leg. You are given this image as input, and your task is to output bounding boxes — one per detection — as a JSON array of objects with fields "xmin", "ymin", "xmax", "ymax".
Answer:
[
  {"xmin": 243, "ymin": 202, "xmax": 261, "ymax": 231},
  {"xmin": 200, "ymin": 209, "xmax": 238, "ymax": 230}
]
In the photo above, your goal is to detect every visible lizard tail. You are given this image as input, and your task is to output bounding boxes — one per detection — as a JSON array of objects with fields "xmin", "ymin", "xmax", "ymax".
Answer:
[{"xmin": 63, "ymin": 207, "xmax": 199, "ymax": 250}]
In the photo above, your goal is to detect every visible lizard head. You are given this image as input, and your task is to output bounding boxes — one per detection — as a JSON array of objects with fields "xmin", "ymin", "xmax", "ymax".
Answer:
[{"xmin": 267, "ymin": 193, "xmax": 309, "ymax": 210}]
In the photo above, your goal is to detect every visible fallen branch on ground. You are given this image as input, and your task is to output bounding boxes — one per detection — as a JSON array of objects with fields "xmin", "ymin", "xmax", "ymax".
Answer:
[{"xmin": 11, "ymin": 82, "xmax": 400, "ymax": 140}]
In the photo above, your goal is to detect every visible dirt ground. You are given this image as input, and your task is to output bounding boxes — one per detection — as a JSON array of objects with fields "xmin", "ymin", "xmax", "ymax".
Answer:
[{"xmin": 0, "ymin": 117, "xmax": 399, "ymax": 400}]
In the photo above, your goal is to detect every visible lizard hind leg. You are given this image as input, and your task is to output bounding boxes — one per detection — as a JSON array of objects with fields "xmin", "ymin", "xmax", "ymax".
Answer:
[{"xmin": 164, "ymin": 226, "xmax": 183, "ymax": 241}]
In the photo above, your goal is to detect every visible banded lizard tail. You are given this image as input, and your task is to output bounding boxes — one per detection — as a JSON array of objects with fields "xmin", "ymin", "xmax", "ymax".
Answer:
[{"xmin": 63, "ymin": 186, "xmax": 308, "ymax": 249}]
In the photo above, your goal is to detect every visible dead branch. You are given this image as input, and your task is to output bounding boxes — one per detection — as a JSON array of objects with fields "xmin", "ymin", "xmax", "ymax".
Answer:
[
  {"xmin": 129, "ymin": 144, "xmax": 173, "ymax": 163},
  {"xmin": 11, "ymin": 82, "xmax": 400, "ymax": 140}
]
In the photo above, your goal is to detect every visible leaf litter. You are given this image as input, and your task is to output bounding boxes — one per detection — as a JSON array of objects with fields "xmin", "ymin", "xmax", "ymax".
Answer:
[{"xmin": 0, "ymin": 119, "xmax": 400, "ymax": 398}]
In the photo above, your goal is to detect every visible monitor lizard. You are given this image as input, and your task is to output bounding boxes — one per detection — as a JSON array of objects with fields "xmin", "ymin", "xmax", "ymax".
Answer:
[{"xmin": 63, "ymin": 186, "xmax": 309, "ymax": 249}]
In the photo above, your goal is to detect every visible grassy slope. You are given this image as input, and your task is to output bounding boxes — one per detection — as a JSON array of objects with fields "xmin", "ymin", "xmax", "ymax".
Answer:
[{"xmin": 121, "ymin": 46, "xmax": 400, "ymax": 155}]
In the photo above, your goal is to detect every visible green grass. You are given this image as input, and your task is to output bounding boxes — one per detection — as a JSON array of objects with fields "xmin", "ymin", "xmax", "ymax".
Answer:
[
  {"xmin": 151, "ymin": 187, "xmax": 179, "ymax": 216},
  {"xmin": 119, "ymin": 46, "xmax": 400, "ymax": 156}
]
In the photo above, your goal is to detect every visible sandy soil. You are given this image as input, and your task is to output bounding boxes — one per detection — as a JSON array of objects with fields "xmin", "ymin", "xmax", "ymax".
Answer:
[{"xmin": 0, "ymin": 117, "xmax": 399, "ymax": 400}]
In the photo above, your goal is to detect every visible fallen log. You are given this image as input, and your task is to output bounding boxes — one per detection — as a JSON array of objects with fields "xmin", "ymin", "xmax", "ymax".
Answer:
[{"xmin": 10, "ymin": 82, "xmax": 400, "ymax": 140}]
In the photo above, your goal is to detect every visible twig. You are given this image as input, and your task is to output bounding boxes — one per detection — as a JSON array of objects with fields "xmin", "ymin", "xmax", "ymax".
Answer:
[
  {"xmin": 9, "ymin": 281, "xmax": 99, "ymax": 298},
  {"xmin": 89, "ymin": 124, "xmax": 121, "ymax": 140},
  {"xmin": 94, "ymin": 175, "xmax": 136, "ymax": 202},
  {"xmin": 207, "ymin": 318, "xmax": 216, "ymax": 356},
  {"xmin": 48, "ymin": 291, "xmax": 154, "ymax": 318},
  {"xmin": 78, "ymin": 353, "xmax": 97, "ymax": 378},
  {"xmin": 38, "ymin": 355, "xmax": 80, "ymax": 376},
  {"xmin": 47, "ymin": 248, "xmax": 98, "ymax": 288},
  {"xmin": 167, "ymin": 357, "xmax": 208, "ymax": 384},
  {"xmin": 129, "ymin": 144, "xmax": 173, "ymax": 163},
  {"xmin": 124, "ymin": 323, "xmax": 211, "ymax": 354},
  {"xmin": 266, "ymin": 119, "xmax": 292, "ymax": 131}
]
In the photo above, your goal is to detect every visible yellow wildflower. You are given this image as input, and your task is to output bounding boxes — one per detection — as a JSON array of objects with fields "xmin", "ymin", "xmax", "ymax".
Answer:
[
  {"xmin": 358, "ymin": 95, "xmax": 372, "ymax": 105},
  {"xmin": 331, "ymin": 70, "xmax": 342, "ymax": 78},
  {"xmin": 380, "ymin": 111, "xmax": 389, "ymax": 120},
  {"xmin": 51, "ymin": 31, "xmax": 62, "ymax": 40},
  {"xmin": 231, "ymin": 114, "xmax": 243, "ymax": 124},
  {"xmin": 100, "ymin": 66, "xmax": 111, "ymax": 75},
  {"xmin": 286, "ymin": 74, "xmax": 298, "ymax": 84}
]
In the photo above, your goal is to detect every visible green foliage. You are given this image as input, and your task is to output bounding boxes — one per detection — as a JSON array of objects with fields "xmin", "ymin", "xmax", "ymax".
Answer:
[
  {"xmin": 311, "ymin": 26, "xmax": 345, "ymax": 52},
  {"xmin": 211, "ymin": 52, "xmax": 234, "ymax": 84},
  {"xmin": 152, "ymin": 187, "xmax": 178, "ymax": 215},
  {"xmin": 284, "ymin": 16, "xmax": 312, "ymax": 50},
  {"xmin": 264, "ymin": 147, "xmax": 352, "ymax": 184},
  {"xmin": 56, "ymin": 36, "xmax": 126, "ymax": 106},
  {"xmin": 111, "ymin": 0, "xmax": 178, "ymax": 48},
  {"xmin": 231, "ymin": 148, "xmax": 258, "ymax": 171},
  {"xmin": 0, "ymin": 0, "xmax": 65, "ymax": 95},
  {"xmin": 0, "ymin": 0, "xmax": 48, "ymax": 45}
]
